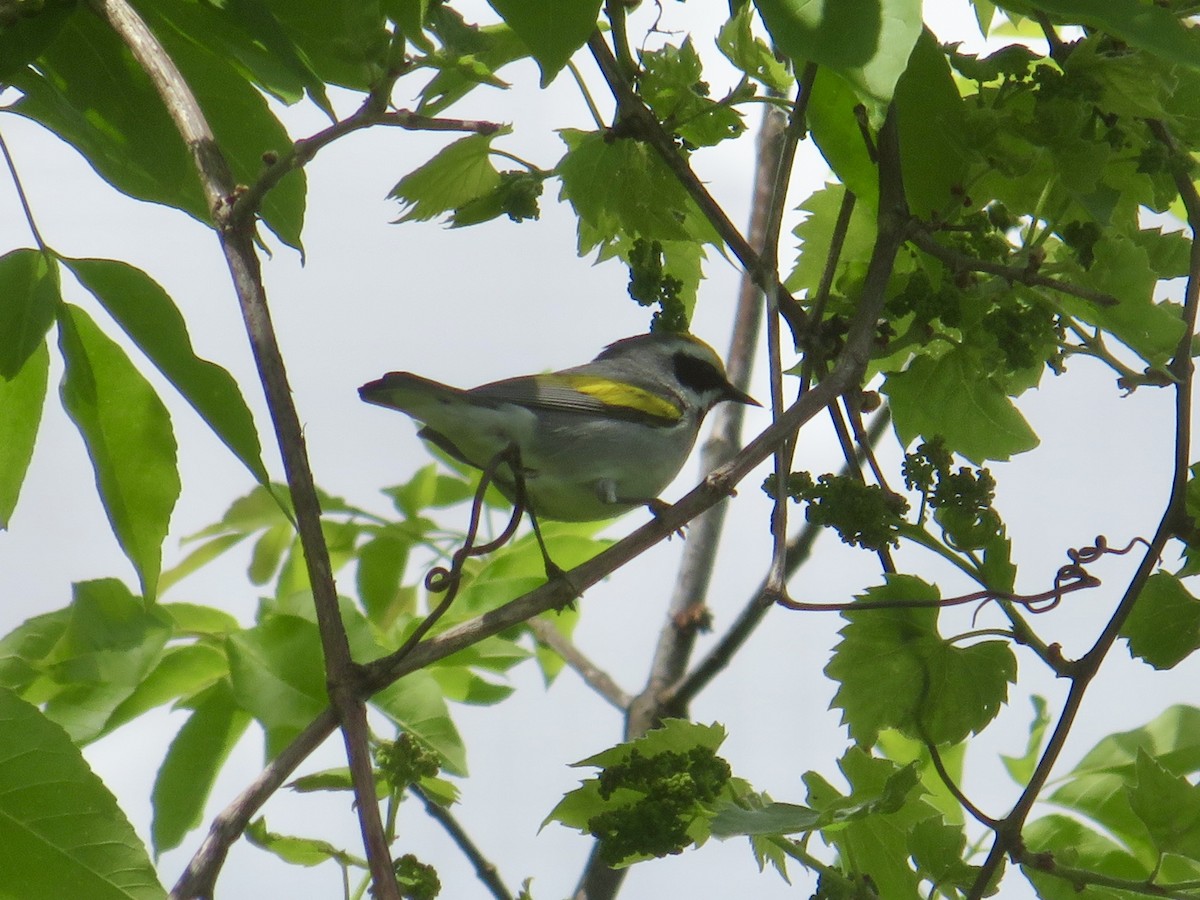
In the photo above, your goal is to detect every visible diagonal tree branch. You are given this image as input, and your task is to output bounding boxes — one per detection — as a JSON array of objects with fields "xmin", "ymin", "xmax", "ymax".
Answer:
[{"xmin": 86, "ymin": 1, "xmax": 398, "ymax": 896}]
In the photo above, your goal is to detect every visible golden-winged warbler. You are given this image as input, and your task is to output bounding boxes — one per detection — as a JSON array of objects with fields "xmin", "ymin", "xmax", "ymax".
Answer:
[{"xmin": 359, "ymin": 332, "xmax": 758, "ymax": 522}]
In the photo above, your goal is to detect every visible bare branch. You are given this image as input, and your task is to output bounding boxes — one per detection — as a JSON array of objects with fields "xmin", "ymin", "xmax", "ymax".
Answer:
[
  {"xmin": 88, "ymin": 0, "xmax": 396, "ymax": 894},
  {"xmin": 527, "ymin": 617, "xmax": 632, "ymax": 710}
]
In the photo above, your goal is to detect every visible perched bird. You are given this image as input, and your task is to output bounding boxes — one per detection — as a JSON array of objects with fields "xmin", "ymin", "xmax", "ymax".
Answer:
[{"xmin": 359, "ymin": 332, "xmax": 758, "ymax": 523}]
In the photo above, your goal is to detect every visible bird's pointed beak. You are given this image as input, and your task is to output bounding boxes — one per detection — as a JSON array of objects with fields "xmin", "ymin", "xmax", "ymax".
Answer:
[{"xmin": 724, "ymin": 382, "xmax": 760, "ymax": 407}]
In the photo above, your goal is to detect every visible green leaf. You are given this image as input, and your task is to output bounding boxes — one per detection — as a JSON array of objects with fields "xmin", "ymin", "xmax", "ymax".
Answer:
[
  {"xmin": 1048, "ymin": 706, "xmax": 1200, "ymax": 864},
  {"xmin": 1023, "ymin": 0, "xmax": 1200, "ymax": 72},
  {"xmin": 226, "ymin": 614, "xmax": 327, "ymax": 757},
  {"xmin": 753, "ymin": 0, "xmax": 923, "ymax": 105},
  {"xmin": 41, "ymin": 579, "xmax": 172, "ymax": 744},
  {"xmin": 639, "ymin": 39, "xmax": 747, "ymax": 149},
  {"xmin": 1001, "ymin": 694, "xmax": 1050, "ymax": 784},
  {"xmin": 826, "ymin": 575, "xmax": 1017, "ymax": 745},
  {"xmin": 0, "ymin": 687, "xmax": 165, "ymax": 900},
  {"xmin": 893, "ymin": 30, "xmax": 968, "ymax": 220},
  {"xmin": 1126, "ymin": 748, "xmax": 1200, "ymax": 859},
  {"xmin": 0, "ymin": 339, "xmax": 48, "ymax": 529},
  {"xmin": 787, "ymin": 183, "xmax": 878, "ymax": 296},
  {"xmin": 0, "ymin": 607, "xmax": 69, "ymax": 695},
  {"xmin": 883, "ymin": 346, "xmax": 1040, "ymax": 463},
  {"xmin": 709, "ymin": 801, "xmax": 822, "ymax": 838},
  {"xmin": 0, "ymin": 0, "xmax": 74, "ymax": 82},
  {"xmin": 1059, "ymin": 233, "xmax": 1186, "ymax": 367},
  {"xmin": 558, "ymin": 128, "xmax": 720, "ymax": 250},
  {"xmin": 0, "ymin": 248, "xmax": 59, "ymax": 380},
  {"xmin": 372, "ymin": 670, "xmax": 468, "ymax": 776},
  {"xmin": 57, "ymin": 304, "xmax": 180, "ymax": 601},
  {"xmin": 245, "ymin": 817, "xmax": 366, "ymax": 868},
  {"xmin": 1121, "ymin": 572, "xmax": 1200, "ymax": 670},
  {"xmin": 907, "ymin": 818, "xmax": 981, "ymax": 893},
  {"xmin": 356, "ymin": 530, "xmax": 412, "ymax": 627},
  {"xmin": 65, "ymin": 257, "xmax": 269, "ymax": 487},
  {"xmin": 717, "ymin": 4, "xmax": 793, "ymax": 92},
  {"xmin": 105, "ymin": 643, "xmax": 229, "ymax": 733},
  {"xmin": 12, "ymin": 10, "xmax": 207, "ymax": 221},
  {"xmin": 136, "ymin": 0, "xmax": 333, "ymax": 114},
  {"xmin": 151, "ymin": 682, "xmax": 251, "ymax": 855},
  {"xmin": 1022, "ymin": 814, "xmax": 1150, "ymax": 899},
  {"xmin": 806, "ymin": 72, "xmax": 880, "ymax": 207},
  {"xmin": 486, "ymin": 0, "xmax": 600, "ymax": 86},
  {"xmin": 803, "ymin": 748, "xmax": 936, "ymax": 897},
  {"xmin": 573, "ymin": 720, "xmax": 726, "ymax": 770},
  {"xmin": 389, "ymin": 133, "xmax": 503, "ymax": 222},
  {"xmin": 262, "ymin": 0, "xmax": 390, "ymax": 91}
]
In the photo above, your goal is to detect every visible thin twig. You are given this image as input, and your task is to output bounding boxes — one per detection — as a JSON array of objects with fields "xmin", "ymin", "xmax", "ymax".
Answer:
[
  {"xmin": 0, "ymin": 130, "xmax": 46, "ymax": 249},
  {"xmin": 665, "ymin": 410, "xmax": 891, "ymax": 709},
  {"xmin": 527, "ymin": 617, "xmax": 632, "ymax": 710},
  {"xmin": 907, "ymin": 225, "xmax": 1120, "ymax": 307},
  {"xmin": 87, "ymin": 1, "xmax": 397, "ymax": 895},
  {"xmin": 966, "ymin": 117, "xmax": 1200, "ymax": 900},
  {"xmin": 411, "ymin": 784, "xmax": 513, "ymax": 900}
]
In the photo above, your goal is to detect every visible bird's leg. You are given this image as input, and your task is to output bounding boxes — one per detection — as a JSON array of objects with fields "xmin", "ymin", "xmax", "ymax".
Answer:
[{"xmin": 505, "ymin": 444, "xmax": 582, "ymax": 608}]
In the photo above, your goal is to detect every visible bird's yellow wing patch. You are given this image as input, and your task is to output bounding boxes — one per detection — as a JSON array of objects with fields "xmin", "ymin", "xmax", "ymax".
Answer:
[{"xmin": 559, "ymin": 375, "xmax": 682, "ymax": 421}]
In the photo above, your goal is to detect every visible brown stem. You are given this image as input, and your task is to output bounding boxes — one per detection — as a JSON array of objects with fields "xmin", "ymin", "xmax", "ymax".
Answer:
[{"xmin": 87, "ymin": 1, "xmax": 396, "ymax": 895}]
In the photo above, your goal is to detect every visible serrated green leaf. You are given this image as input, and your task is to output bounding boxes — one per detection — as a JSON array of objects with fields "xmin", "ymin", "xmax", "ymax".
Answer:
[
  {"xmin": 717, "ymin": 4, "xmax": 793, "ymax": 92},
  {"xmin": 1048, "ymin": 706, "xmax": 1200, "ymax": 864},
  {"xmin": 639, "ymin": 39, "xmax": 747, "ymax": 148},
  {"xmin": 557, "ymin": 128, "xmax": 721, "ymax": 253},
  {"xmin": 908, "ymin": 817, "xmax": 980, "ymax": 890},
  {"xmin": 227, "ymin": 615, "xmax": 327, "ymax": 757},
  {"xmin": 1022, "ymin": 814, "xmax": 1150, "ymax": 899},
  {"xmin": 826, "ymin": 575, "xmax": 1017, "ymax": 746},
  {"xmin": 0, "ymin": 248, "xmax": 59, "ymax": 380},
  {"xmin": 151, "ymin": 682, "xmax": 251, "ymax": 855},
  {"xmin": 1059, "ymin": 233, "xmax": 1186, "ymax": 367},
  {"xmin": 787, "ymin": 183, "xmax": 877, "ymax": 296},
  {"xmin": 65, "ymin": 257, "xmax": 269, "ymax": 488},
  {"xmin": 883, "ymin": 346, "xmax": 1039, "ymax": 463},
  {"xmin": 57, "ymin": 304, "xmax": 180, "ymax": 601},
  {"xmin": 0, "ymin": 339, "xmax": 48, "ymax": 529},
  {"xmin": 1121, "ymin": 572, "xmax": 1200, "ymax": 670},
  {"xmin": 486, "ymin": 0, "xmax": 599, "ymax": 87},
  {"xmin": 803, "ymin": 748, "xmax": 937, "ymax": 897},
  {"xmin": 753, "ymin": 0, "xmax": 923, "ymax": 105},
  {"xmin": 41, "ymin": 579, "xmax": 172, "ymax": 744},
  {"xmin": 573, "ymin": 719, "xmax": 726, "ymax": 770},
  {"xmin": 1126, "ymin": 748, "xmax": 1200, "ymax": 859},
  {"xmin": 390, "ymin": 133, "xmax": 504, "ymax": 222},
  {"xmin": 0, "ymin": 687, "xmax": 165, "ymax": 900}
]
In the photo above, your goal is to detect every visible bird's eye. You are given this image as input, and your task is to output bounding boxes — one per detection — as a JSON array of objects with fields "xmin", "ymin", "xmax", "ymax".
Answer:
[{"xmin": 673, "ymin": 351, "xmax": 727, "ymax": 394}]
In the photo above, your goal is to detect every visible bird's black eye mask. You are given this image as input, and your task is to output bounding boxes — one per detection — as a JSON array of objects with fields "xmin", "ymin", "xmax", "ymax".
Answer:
[{"xmin": 672, "ymin": 351, "xmax": 727, "ymax": 394}]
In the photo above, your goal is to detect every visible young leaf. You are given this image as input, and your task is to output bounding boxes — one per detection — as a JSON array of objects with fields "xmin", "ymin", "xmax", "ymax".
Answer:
[
  {"xmin": 390, "ymin": 133, "xmax": 504, "ymax": 223},
  {"xmin": 717, "ymin": 4, "xmax": 793, "ymax": 92},
  {"xmin": 151, "ymin": 682, "xmax": 251, "ymax": 855},
  {"xmin": 0, "ymin": 340, "xmax": 49, "ymax": 529},
  {"xmin": 1121, "ymin": 572, "xmax": 1200, "ymax": 670},
  {"xmin": 65, "ymin": 257, "xmax": 269, "ymax": 488},
  {"xmin": 57, "ymin": 304, "xmax": 180, "ymax": 601},
  {"xmin": 372, "ymin": 670, "xmax": 468, "ymax": 776},
  {"xmin": 0, "ymin": 247, "xmax": 59, "ymax": 380},
  {"xmin": 1125, "ymin": 748, "xmax": 1200, "ymax": 859},
  {"xmin": 1001, "ymin": 695, "xmax": 1050, "ymax": 784},
  {"xmin": 0, "ymin": 687, "xmax": 166, "ymax": 899}
]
